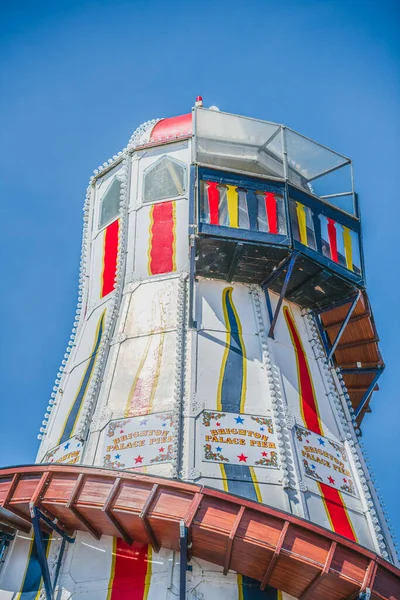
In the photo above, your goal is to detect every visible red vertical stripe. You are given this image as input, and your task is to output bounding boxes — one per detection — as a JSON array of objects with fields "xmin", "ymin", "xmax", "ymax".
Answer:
[
  {"xmin": 102, "ymin": 219, "xmax": 119, "ymax": 297},
  {"xmin": 319, "ymin": 484, "xmax": 357, "ymax": 540},
  {"xmin": 109, "ymin": 540, "xmax": 150, "ymax": 600},
  {"xmin": 284, "ymin": 309, "xmax": 321, "ymax": 434},
  {"xmin": 284, "ymin": 307, "xmax": 356, "ymax": 542},
  {"xmin": 265, "ymin": 192, "xmax": 277, "ymax": 234},
  {"xmin": 327, "ymin": 218, "xmax": 339, "ymax": 263},
  {"xmin": 149, "ymin": 201, "xmax": 175, "ymax": 275},
  {"xmin": 207, "ymin": 181, "xmax": 220, "ymax": 225}
]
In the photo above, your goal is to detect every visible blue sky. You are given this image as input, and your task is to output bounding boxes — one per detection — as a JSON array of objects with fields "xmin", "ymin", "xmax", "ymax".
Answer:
[{"xmin": 1, "ymin": 0, "xmax": 399, "ymax": 541}]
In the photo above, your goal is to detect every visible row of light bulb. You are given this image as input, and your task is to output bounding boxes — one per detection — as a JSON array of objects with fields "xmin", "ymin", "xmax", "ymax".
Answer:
[
  {"xmin": 37, "ymin": 182, "xmax": 92, "ymax": 444},
  {"xmin": 251, "ymin": 288, "xmax": 292, "ymax": 489},
  {"xmin": 174, "ymin": 275, "xmax": 189, "ymax": 473}
]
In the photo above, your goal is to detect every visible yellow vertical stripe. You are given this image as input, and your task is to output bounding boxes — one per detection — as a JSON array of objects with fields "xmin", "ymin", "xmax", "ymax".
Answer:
[
  {"xmin": 147, "ymin": 205, "xmax": 155, "ymax": 275},
  {"xmin": 249, "ymin": 467, "xmax": 262, "ymax": 503},
  {"xmin": 343, "ymin": 226, "xmax": 353, "ymax": 271},
  {"xmin": 237, "ymin": 574, "xmax": 244, "ymax": 600},
  {"xmin": 226, "ymin": 185, "xmax": 239, "ymax": 228},
  {"xmin": 143, "ymin": 545, "xmax": 152, "ymax": 600},
  {"xmin": 171, "ymin": 201, "xmax": 177, "ymax": 272},
  {"xmin": 219, "ymin": 464, "xmax": 230, "ymax": 492},
  {"xmin": 295, "ymin": 202, "xmax": 308, "ymax": 246},
  {"xmin": 106, "ymin": 538, "xmax": 117, "ymax": 600}
]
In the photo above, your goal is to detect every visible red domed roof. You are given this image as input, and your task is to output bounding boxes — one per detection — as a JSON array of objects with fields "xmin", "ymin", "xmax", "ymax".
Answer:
[{"xmin": 148, "ymin": 113, "xmax": 192, "ymax": 145}]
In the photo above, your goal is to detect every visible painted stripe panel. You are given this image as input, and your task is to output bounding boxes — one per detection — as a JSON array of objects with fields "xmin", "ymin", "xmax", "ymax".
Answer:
[
  {"xmin": 217, "ymin": 287, "xmax": 261, "ymax": 501},
  {"xmin": 59, "ymin": 311, "xmax": 105, "ymax": 444},
  {"xmin": 265, "ymin": 193, "xmax": 278, "ymax": 235},
  {"xmin": 283, "ymin": 306, "xmax": 356, "ymax": 541},
  {"xmin": 246, "ymin": 190, "xmax": 258, "ymax": 231},
  {"xmin": 319, "ymin": 483, "xmax": 357, "ymax": 540},
  {"xmin": 226, "ymin": 185, "xmax": 239, "ymax": 228},
  {"xmin": 148, "ymin": 201, "xmax": 176, "ymax": 275},
  {"xmin": 284, "ymin": 307, "xmax": 322, "ymax": 434},
  {"xmin": 217, "ymin": 288, "xmax": 246, "ymax": 413},
  {"xmin": 108, "ymin": 539, "xmax": 151, "ymax": 600},
  {"xmin": 207, "ymin": 181, "xmax": 220, "ymax": 225},
  {"xmin": 17, "ymin": 534, "xmax": 51, "ymax": 600},
  {"xmin": 295, "ymin": 202, "xmax": 308, "ymax": 246},
  {"xmin": 101, "ymin": 219, "xmax": 119, "ymax": 298},
  {"xmin": 342, "ymin": 226, "xmax": 353, "ymax": 271},
  {"xmin": 327, "ymin": 218, "xmax": 339, "ymax": 263}
]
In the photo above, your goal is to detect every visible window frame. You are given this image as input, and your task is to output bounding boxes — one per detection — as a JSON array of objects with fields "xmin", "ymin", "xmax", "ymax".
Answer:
[{"xmin": 142, "ymin": 154, "xmax": 188, "ymax": 205}]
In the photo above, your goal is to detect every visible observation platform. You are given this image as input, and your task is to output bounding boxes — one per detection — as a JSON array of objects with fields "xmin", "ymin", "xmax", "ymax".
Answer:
[
  {"xmin": 0, "ymin": 464, "xmax": 399, "ymax": 600},
  {"xmin": 191, "ymin": 108, "xmax": 383, "ymax": 420},
  {"xmin": 194, "ymin": 109, "xmax": 364, "ymax": 312}
]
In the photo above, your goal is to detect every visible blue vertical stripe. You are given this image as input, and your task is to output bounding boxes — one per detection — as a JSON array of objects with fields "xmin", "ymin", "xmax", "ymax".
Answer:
[
  {"xmin": 19, "ymin": 534, "xmax": 51, "ymax": 599},
  {"xmin": 219, "ymin": 287, "xmax": 255, "ymax": 500},
  {"xmin": 59, "ymin": 311, "xmax": 105, "ymax": 444}
]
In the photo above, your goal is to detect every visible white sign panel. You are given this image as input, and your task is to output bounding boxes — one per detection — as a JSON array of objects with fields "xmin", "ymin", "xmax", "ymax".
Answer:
[
  {"xmin": 101, "ymin": 411, "xmax": 175, "ymax": 469},
  {"xmin": 200, "ymin": 410, "xmax": 278, "ymax": 469},
  {"xmin": 295, "ymin": 426, "xmax": 356, "ymax": 496},
  {"xmin": 43, "ymin": 436, "xmax": 83, "ymax": 465}
]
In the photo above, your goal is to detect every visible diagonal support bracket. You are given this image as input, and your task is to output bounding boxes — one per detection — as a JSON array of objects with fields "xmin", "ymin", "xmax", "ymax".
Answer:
[
  {"xmin": 354, "ymin": 368, "xmax": 384, "ymax": 418},
  {"xmin": 30, "ymin": 506, "xmax": 75, "ymax": 600},
  {"xmin": 262, "ymin": 252, "xmax": 298, "ymax": 339}
]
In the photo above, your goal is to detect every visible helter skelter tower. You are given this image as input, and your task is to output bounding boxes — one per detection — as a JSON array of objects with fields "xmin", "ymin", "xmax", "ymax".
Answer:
[{"xmin": 0, "ymin": 99, "xmax": 399, "ymax": 600}]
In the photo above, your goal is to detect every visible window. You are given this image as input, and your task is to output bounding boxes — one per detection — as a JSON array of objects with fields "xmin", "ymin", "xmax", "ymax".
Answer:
[
  {"xmin": 99, "ymin": 177, "xmax": 121, "ymax": 228},
  {"xmin": 143, "ymin": 156, "xmax": 186, "ymax": 203}
]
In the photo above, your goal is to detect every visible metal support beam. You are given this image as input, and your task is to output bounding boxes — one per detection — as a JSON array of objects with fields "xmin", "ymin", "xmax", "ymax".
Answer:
[
  {"xmin": 354, "ymin": 369, "xmax": 384, "ymax": 418},
  {"xmin": 227, "ymin": 242, "xmax": 244, "ymax": 282},
  {"xmin": 31, "ymin": 509, "xmax": 53, "ymax": 600},
  {"xmin": 264, "ymin": 252, "xmax": 298, "ymax": 339},
  {"xmin": 30, "ymin": 506, "xmax": 75, "ymax": 600},
  {"xmin": 260, "ymin": 252, "xmax": 295, "ymax": 289},
  {"xmin": 33, "ymin": 507, "xmax": 75, "ymax": 544},
  {"xmin": 314, "ymin": 313, "xmax": 331, "ymax": 357},
  {"xmin": 313, "ymin": 292, "xmax": 360, "ymax": 316},
  {"xmin": 327, "ymin": 291, "xmax": 361, "ymax": 361},
  {"xmin": 179, "ymin": 520, "xmax": 188, "ymax": 600},
  {"xmin": 340, "ymin": 368, "xmax": 381, "ymax": 375},
  {"xmin": 263, "ymin": 287, "xmax": 274, "ymax": 326}
]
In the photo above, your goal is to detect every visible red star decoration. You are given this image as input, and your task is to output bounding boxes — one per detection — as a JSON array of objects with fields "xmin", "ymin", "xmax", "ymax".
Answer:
[
  {"xmin": 343, "ymin": 478, "xmax": 347, "ymax": 483},
  {"xmin": 237, "ymin": 453, "xmax": 248, "ymax": 462},
  {"xmin": 135, "ymin": 455, "xmax": 144, "ymax": 464},
  {"xmin": 159, "ymin": 447, "xmax": 165, "ymax": 453},
  {"xmin": 120, "ymin": 429, "xmax": 124, "ymax": 433},
  {"xmin": 261, "ymin": 451, "xmax": 268, "ymax": 457},
  {"xmin": 216, "ymin": 422, "xmax": 221, "ymax": 426},
  {"xmin": 328, "ymin": 476, "xmax": 335, "ymax": 484}
]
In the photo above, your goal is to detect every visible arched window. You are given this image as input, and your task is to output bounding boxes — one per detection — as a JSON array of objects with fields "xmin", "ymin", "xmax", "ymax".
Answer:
[
  {"xmin": 99, "ymin": 177, "xmax": 121, "ymax": 228},
  {"xmin": 143, "ymin": 156, "xmax": 186, "ymax": 203}
]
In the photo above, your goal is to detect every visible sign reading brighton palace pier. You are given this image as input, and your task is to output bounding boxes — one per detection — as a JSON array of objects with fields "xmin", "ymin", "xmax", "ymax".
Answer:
[
  {"xmin": 101, "ymin": 411, "xmax": 175, "ymax": 469},
  {"xmin": 200, "ymin": 410, "xmax": 279, "ymax": 468},
  {"xmin": 295, "ymin": 425, "xmax": 357, "ymax": 497},
  {"xmin": 43, "ymin": 436, "xmax": 84, "ymax": 465}
]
